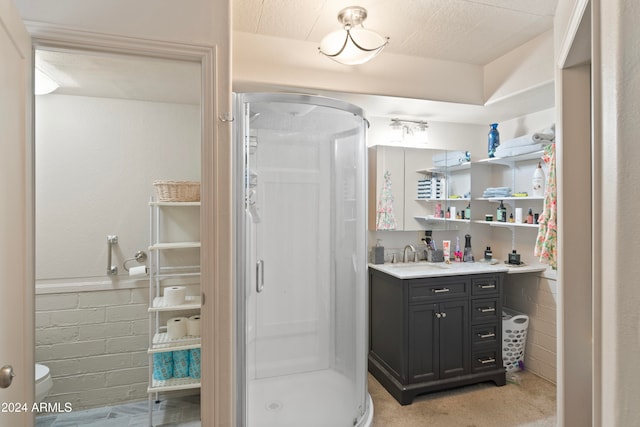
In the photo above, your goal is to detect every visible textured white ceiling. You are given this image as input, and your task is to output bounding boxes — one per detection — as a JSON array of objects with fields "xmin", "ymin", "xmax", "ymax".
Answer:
[{"xmin": 234, "ymin": 0, "xmax": 558, "ymax": 65}]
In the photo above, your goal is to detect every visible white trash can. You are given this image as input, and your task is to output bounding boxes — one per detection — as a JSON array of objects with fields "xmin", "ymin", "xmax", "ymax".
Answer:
[{"xmin": 502, "ymin": 308, "xmax": 529, "ymax": 372}]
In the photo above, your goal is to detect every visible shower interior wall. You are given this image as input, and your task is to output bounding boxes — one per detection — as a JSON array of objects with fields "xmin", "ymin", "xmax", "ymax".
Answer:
[
  {"xmin": 239, "ymin": 97, "xmax": 368, "ymax": 426},
  {"xmin": 35, "ymin": 93, "xmax": 200, "ymax": 410}
]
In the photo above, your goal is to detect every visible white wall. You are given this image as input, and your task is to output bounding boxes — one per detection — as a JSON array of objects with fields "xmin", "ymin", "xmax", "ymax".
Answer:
[
  {"xmin": 35, "ymin": 94, "xmax": 200, "ymax": 282},
  {"xmin": 34, "ymin": 93, "xmax": 200, "ymax": 409}
]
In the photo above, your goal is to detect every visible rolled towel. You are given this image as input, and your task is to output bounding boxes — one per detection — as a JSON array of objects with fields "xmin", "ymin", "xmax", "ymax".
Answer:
[{"xmin": 172, "ymin": 350, "xmax": 190, "ymax": 378}]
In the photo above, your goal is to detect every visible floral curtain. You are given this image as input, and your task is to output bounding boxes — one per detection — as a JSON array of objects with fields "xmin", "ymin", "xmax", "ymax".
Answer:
[
  {"xmin": 376, "ymin": 170, "xmax": 397, "ymax": 230},
  {"xmin": 534, "ymin": 143, "xmax": 557, "ymax": 269}
]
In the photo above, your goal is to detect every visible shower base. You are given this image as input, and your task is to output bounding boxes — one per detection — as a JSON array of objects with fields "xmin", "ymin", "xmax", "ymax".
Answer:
[{"xmin": 248, "ymin": 369, "xmax": 373, "ymax": 427}]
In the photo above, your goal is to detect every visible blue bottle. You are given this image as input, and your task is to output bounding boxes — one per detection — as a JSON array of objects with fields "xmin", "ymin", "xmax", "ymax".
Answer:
[{"xmin": 488, "ymin": 123, "xmax": 500, "ymax": 158}]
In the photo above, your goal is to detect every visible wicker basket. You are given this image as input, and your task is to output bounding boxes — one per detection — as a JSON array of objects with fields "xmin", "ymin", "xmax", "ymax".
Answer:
[{"xmin": 153, "ymin": 180, "xmax": 200, "ymax": 202}]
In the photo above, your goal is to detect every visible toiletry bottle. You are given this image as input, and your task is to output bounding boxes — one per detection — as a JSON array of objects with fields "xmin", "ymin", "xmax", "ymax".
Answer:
[
  {"xmin": 465, "ymin": 202, "xmax": 471, "ymax": 220},
  {"xmin": 527, "ymin": 208, "xmax": 534, "ymax": 224},
  {"xmin": 463, "ymin": 234, "xmax": 473, "ymax": 262},
  {"xmin": 508, "ymin": 250, "xmax": 521, "ymax": 265},
  {"xmin": 497, "ymin": 200, "xmax": 507, "ymax": 222},
  {"xmin": 373, "ymin": 239, "xmax": 385, "ymax": 265},
  {"xmin": 445, "ymin": 207, "xmax": 450, "ymax": 219},
  {"xmin": 508, "ymin": 213, "xmax": 514, "ymax": 223},
  {"xmin": 484, "ymin": 246, "xmax": 493, "ymax": 261},
  {"xmin": 532, "ymin": 162, "xmax": 545, "ymax": 197}
]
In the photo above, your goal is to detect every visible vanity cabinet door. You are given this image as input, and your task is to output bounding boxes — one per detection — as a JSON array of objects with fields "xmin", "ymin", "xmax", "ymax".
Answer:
[
  {"xmin": 408, "ymin": 299, "xmax": 469, "ymax": 383},
  {"xmin": 408, "ymin": 303, "xmax": 438, "ymax": 383},
  {"xmin": 438, "ymin": 299, "xmax": 469, "ymax": 379}
]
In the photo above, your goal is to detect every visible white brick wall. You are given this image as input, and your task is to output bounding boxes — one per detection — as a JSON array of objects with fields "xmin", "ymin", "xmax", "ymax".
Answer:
[
  {"xmin": 503, "ymin": 270, "xmax": 558, "ymax": 383},
  {"xmin": 36, "ymin": 287, "xmax": 150, "ymax": 410}
]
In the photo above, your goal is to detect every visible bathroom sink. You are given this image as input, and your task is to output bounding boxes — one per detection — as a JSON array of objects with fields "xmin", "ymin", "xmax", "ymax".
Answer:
[
  {"xmin": 388, "ymin": 262, "xmax": 451, "ymax": 270},
  {"xmin": 369, "ymin": 261, "xmax": 509, "ymax": 279}
]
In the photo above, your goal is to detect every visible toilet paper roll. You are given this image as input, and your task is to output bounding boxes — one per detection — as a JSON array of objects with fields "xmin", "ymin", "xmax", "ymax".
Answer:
[
  {"xmin": 166, "ymin": 317, "xmax": 188, "ymax": 340},
  {"xmin": 187, "ymin": 315, "xmax": 201, "ymax": 337},
  {"xmin": 189, "ymin": 348, "xmax": 201, "ymax": 379},
  {"xmin": 129, "ymin": 265, "xmax": 147, "ymax": 277},
  {"xmin": 153, "ymin": 352, "xmax": 173, "ymax": 381},
  {"xmin": 172, "ymin": 350, "xmax": 190, "ymax": 378},
  {"xmin": 164, "ymin": 286, "xmax": 186, "ymax": 306},
  {"xmin": 515, "ymin": 208, "xmax": 523, "ymax": 223}
]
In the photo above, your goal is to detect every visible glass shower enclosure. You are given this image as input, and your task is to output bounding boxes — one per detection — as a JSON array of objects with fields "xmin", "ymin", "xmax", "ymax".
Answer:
[{"xmin": 234, "ymin": 93, "xmax": 372, "ymax": 427}]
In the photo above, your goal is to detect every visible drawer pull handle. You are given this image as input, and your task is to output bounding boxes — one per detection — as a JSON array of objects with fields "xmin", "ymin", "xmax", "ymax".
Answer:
[
  {"xmin": 478, "ymin": 284, "xmax": 496, "ymax": 289},
  {"xmin": 478, "ymin": 307, "xmax": 496, "ymax": 313},
  {"xmin": 477, "ymin": 332, "xmax": 496, "ymax": 339},
  {"xmin": 478, "ymin": 357, "xmax": 496, "ymax": 364},
  {"xmin": 432, "ymin": 288, "xmax": 450, "ymax": 293}
]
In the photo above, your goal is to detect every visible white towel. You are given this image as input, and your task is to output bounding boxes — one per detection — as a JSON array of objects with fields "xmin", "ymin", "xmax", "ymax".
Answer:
[
  {"xmin": 494, "ymin": 143, "xmax": 547, "ymax": 158},
  {"xmin": 432, "ymin": 150, "xmax": 467, "ymax": 163}
]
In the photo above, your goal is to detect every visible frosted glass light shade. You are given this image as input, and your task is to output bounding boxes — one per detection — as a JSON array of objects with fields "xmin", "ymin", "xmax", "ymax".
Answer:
[{"xmin": 319, "ymin": 27, "xmax": 388, "ymax": 65}]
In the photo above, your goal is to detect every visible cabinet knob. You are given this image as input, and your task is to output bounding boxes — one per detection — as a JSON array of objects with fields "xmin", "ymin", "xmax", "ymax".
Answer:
[
  {"xmin": 435, "ymin": 312, "xmax": 441, "ymax": 319},
  {"xmin": 440, "ymin": 312, "xmax": 447, "ymax": 318}
]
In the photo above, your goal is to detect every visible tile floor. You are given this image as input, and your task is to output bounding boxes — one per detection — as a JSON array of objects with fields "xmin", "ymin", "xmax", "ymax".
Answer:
[
  {"xmin": 36, "ymin": 371, "xmax": 556, "ymax": 427},
  {"xmin": 35, "ymin": 394, "xmax": 201, "ymax": 427}
]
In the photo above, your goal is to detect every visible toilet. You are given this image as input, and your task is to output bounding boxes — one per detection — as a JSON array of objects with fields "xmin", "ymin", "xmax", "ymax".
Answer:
[{"xmin": 35, "ymin": 364, "xmax": 53, "ymax": 403}]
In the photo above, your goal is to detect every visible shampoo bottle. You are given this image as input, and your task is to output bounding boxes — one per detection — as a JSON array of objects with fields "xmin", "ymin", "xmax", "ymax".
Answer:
[
  {"xmin": 497, "ymin": 200, "xmax": 507, "ymax": 222},
  {"xmin": 532, "ymin": 162, "xmax": 545, "ymax": 197}
]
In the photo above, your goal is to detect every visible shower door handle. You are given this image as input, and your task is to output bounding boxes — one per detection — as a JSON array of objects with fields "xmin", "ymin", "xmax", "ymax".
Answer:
[{"xmin": 256, "ymin": 259, "xmax": 264, "ymax": 293}]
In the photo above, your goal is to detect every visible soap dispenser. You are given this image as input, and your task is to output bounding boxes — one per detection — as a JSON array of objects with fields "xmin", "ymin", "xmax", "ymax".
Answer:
[{"xmin": 372, "ymin": 239, "xmax": 385, "ymax": 265}]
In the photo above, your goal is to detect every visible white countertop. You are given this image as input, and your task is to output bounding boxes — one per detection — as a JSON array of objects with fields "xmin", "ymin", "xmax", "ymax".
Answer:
[{"xmin": 368, "ymin": 260, "xmax": 547, "ymax": 279}]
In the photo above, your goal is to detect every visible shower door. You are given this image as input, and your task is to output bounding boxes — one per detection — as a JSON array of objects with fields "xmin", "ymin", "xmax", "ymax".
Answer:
[{"xmin": 235, "ymin": 93, "xmax": 371, "ymax": 427}]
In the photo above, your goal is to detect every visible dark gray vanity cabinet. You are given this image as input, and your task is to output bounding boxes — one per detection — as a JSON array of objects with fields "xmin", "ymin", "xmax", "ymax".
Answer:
[{"xmin": 368, "ymin": 268, "xmax": 506, "ymax": 405}]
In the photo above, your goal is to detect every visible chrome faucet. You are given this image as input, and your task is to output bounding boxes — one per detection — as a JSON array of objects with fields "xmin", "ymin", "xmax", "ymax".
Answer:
[{"xmin": 403, "ymin": 244, "xmax": 416, "ymax": 263}]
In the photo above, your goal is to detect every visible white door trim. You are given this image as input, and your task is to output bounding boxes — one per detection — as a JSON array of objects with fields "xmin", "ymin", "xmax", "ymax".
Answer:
[{"xmin": 26, "ymin": 22, "xmax": 222, "ymax": 426}]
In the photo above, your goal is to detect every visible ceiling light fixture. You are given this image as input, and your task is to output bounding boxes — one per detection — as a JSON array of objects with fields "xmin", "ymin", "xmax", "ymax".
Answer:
[{"xmin": 318, "ymin": 6, "xmax": 389, "ymax": 65}]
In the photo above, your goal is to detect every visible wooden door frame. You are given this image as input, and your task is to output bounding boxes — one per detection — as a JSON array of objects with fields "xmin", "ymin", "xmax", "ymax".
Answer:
[{"xmin": 25, "ymin": 22, "xmax": 234, "ymax": 426}]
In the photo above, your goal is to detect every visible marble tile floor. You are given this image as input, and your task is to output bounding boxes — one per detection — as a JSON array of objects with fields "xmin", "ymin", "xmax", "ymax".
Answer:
[{"xmin": 35, "ymin": 394, "xmax": 201, "ymax": 427}]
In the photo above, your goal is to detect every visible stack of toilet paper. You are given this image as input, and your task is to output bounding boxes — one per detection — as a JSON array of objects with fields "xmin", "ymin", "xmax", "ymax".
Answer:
[
  {"xmin": 152, "ymin": 348, "xmax": 201, "ymax": 381},
  {"xmin": 166, "ymin": 315, "xmax": 201, "ymax": 340}
]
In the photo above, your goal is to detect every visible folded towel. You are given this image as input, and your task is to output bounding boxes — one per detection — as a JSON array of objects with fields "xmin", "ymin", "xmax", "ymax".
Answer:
[
  {"xmin": 432, "ymin": 150, "xmax": 466, "ymax": 162},
  {"xmin": 499, "ymin": 134, "xmax": 537, "ymax": 148},
  {"xmin": 495, "ymin": 143, "xmax": 547, "ymax": 158}
]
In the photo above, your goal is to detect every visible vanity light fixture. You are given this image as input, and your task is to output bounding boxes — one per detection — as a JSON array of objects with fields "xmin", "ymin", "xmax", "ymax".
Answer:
[
  {"xmin": 390, "ymin": 118, "xmax": 429, "ymax": 135},
  {"xmin": 318, "ymin": 6, "xmax": 389, "ymax": 65}
]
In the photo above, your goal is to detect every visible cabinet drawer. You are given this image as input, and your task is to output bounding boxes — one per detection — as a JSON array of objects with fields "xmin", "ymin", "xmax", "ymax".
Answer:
[
  {"xmin": 409, "ymin": 277, "xmax": 468, "ymax": 303},
  {"xmin": 472, "ymin": 350, "xmax": 500, "ymax": 372},
  {"xmin": 471, "ymin": 324, "xmax": 498, "ymax": 348},
  {"xmin": 471, "ymin": 298, "xmax": 499, "ymax": 323},
  {"xmin": 471, "ymin": 276, "xmax": 501, "ymax": 296}
]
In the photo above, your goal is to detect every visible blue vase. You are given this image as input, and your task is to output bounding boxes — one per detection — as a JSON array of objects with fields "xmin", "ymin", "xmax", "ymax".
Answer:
[{"xmin": 488, "ymin": 123, "xmax": 500, "ymax": 158}]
